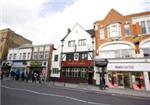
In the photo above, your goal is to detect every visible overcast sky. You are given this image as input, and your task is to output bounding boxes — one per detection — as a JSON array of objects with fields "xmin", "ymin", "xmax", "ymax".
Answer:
[{"xmin": 1, "ymin": 0, "xmax": 150, "ymax": 46}]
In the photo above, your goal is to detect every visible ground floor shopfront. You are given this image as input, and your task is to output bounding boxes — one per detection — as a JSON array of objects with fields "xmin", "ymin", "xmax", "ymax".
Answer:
[
  {"xmin": 106, "ymin": 58, "xmax": 150, "ymax": 91},
  {"xmin": 60, "ymin": 60, "xmax": 94, "ymax": 84},
  {"xmin": 60, "ymin": 67, "xmax": 94, "ymax": 84}
]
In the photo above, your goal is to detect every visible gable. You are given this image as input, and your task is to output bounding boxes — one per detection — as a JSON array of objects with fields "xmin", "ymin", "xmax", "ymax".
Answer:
[{"xmin": 102, "ymin": 9, "xmax": 125, "ymax": 26}]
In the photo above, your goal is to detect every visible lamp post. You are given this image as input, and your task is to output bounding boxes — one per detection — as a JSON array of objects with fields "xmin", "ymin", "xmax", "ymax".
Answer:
[{"xmin": 60, "ymin": 40, "xmax": 65, "ymax": 86}]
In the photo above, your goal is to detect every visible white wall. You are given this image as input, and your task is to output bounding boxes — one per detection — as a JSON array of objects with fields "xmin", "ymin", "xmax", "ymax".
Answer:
[
  {"xmin": 7, "ymin": 48, "xmax": 32, "ymax": 60},
  {"xmin": 62, "ymin": 24, "xmax": 94, "ymax": 53},
  {"xmin": 50, "ymin": 45, "xmax": 61, "ymax": 78}
]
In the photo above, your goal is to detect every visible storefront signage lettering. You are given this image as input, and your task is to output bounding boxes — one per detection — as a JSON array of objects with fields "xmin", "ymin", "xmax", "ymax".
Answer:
[
  {"xmin": 62, "ymin": 61, "xmax": 93, "ymax": 67},
  {"xmin": 115, "ymin": 65, "xmax": 134, "ymax": 69}
]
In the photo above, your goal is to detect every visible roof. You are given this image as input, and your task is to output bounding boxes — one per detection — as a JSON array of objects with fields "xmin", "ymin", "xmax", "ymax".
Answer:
[
  {"xmin": 61, "ymin": 23, "xmax": 95, "ymax": 41},
  {"xmin": 94, "ymin": 8, "xmax": 150, "ymax": 23},
  {"xmin": 86, "ymin": 29, "xmax": 95, "ymax": 37},
  {"xmin": 18, "ymin": 44, "xmax": 33, "ymax": 49}
]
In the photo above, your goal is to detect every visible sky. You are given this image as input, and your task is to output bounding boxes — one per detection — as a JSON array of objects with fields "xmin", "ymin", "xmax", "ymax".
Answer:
[{"xmin": 0, "ymin": 0, "xmax": 150, "ymax": 47}]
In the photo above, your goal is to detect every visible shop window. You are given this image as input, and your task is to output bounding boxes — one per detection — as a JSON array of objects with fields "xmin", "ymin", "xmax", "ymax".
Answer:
[
  {"xmin": 132, "ymin": 72, "xmax": 144, "ymax": 90},
  {"xmin": 52, "ymin": 68, "xmax": 59, "ymax": 74}
]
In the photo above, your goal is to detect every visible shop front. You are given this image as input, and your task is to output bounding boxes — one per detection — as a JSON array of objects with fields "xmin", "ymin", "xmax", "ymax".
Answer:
[
  {"xmin": 61, "ymin": 60, "xmax": 94, "ymax": 84},
  {"xmin": 107, "ymin": 59, "xmax": 150, "ymax": 91}
]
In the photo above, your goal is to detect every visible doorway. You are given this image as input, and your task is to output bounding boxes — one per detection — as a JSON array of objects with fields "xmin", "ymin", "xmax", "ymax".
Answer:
[
  {"xmin": 88, "ymin": 73, "xmax": 93, "ymax": 84},
  {"xmin": 117, "ymin": 73, "xmax": 124, "ymax": 88}
]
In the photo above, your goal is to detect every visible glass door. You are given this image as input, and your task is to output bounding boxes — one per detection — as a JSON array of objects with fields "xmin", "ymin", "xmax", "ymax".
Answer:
[{"xmin": 117, "ymin": 73, "xmax": 124, "ymax": 88}]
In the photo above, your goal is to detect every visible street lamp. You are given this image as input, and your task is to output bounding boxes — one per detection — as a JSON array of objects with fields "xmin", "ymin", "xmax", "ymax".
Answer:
[{"xmin": 60, "ymin": 39, "xmax": 65, "ymax": 86}]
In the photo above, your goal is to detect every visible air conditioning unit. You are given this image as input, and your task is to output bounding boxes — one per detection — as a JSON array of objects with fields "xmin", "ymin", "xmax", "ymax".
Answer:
[{"xmin": 74, "ymin": 53, "xmax": 79, "ymax": 61}]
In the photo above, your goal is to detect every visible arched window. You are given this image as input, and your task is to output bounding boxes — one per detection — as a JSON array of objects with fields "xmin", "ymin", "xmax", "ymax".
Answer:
[
  {"xmin": 99, "ymin": 43, "xmax": 134, "ymax": 58},
  {"xmin": 141, "ymin": 41, "xmax": 150, "ymax": 57}
]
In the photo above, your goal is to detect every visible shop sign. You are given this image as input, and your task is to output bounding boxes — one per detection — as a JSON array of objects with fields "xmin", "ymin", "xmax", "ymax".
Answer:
[
  {"xmin": 115, "ymin": 65, "xmax": 134, "ymax": 69},
  {"xmin": 108, "ymin": 63, "xmax": 150, "ymax": 71},
  {"xmin": 62, "ymin": 60, "xmax": 93, "ymax": 67}
]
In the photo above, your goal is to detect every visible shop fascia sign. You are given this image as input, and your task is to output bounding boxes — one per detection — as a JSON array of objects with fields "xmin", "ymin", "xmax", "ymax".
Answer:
[{"xmin": 115, "ymin": 65, "xmax": 134, "ymax": 69}]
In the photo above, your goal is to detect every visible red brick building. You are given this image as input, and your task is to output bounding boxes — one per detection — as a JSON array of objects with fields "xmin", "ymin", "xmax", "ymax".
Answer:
[{"xmin": 94, "ymin": 9, "xmax": 150, "ymax": 91}]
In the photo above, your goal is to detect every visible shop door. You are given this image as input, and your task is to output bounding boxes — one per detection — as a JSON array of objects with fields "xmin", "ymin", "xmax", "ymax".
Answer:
[{"xmin": 117, "ymin": 74, "xmax": 124, "ymax": 88}]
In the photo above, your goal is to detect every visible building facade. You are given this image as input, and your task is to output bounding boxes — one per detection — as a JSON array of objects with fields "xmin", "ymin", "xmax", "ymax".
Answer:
[
  {"xmin": 7, "ymin": 44, "xmax": 33, "ymax": 77},
  {"xmin": 31, "ymin": 44, "xmax": 54, "ymax": 80},
  {"xmin": 0, "ymin": 28, "xmax": 32, "ymax": 62},
  {"xmin": 51, "ymin": 23, "xmax": 95, "ymax": 84},
  {"xmin": 94, "ymin": 9, "xmax": 150, "ymax": 91}
]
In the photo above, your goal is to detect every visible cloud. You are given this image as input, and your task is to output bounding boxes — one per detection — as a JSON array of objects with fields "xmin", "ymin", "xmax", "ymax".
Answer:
[{"xmin": 0, "ymin": 0, "xmax": 149, "ymax": 46}]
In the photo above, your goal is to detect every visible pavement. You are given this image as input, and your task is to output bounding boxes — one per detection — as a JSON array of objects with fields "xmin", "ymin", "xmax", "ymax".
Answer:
[
  {"xmin": 1, "ymin": 77, "xmax": 150, "ymax": 98},
  {"xmin": 47, "ymin": 81, "xmax": 150, "ymax": 98}
]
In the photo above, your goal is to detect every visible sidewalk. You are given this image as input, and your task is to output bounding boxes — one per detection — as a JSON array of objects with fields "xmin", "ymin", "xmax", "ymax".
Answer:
[
  {"xmin": 48, "ymin": 81, "xmax": 150, "ymax": 98},
  {"xmin": 2, "ymin": 78, "xmax": 150, "ymax": 98}
]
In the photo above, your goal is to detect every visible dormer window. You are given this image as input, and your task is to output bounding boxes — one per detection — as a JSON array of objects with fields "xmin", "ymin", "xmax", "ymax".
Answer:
[{"xmin": 107, "ymin": 23, "xmax": 121, "ymax": 39}]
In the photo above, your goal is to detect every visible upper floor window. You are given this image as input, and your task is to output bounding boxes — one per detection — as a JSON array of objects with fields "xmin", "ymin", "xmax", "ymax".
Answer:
[
  {"xmin": 9, "ymin": 54, "xmax": 12, "ymax": 60},
  {"xmin": 141, "ymin": 21, "xmax": 146, "ymax": 34},
  {"xmin": 13, "ymin": 53, "xmax": 17, "ymax": 60},
  {"xmin": 99, "ymin": 29, "xmax": 105, "ymax": 40},
  {"xmin": 78, "ymin": 39, "xmax": 86, "ymax": 46},
  {"xmin": 39, "ymin": 52, "xmax": 44, "ymax": 59},
  {"xmin": 79, "ymin": 53, "xmax": 88, "ymax": 60},
  {"xmin": 23, "ymin": 53, "xmax": 26, "ymax": 60},
  {"xmin": 147, "ymin": 20, "xmax": 150, "ymax": 33},
  {"xmin": 66, "ymin": 53, "xmax": 74, "ymax": 61},
  {"xmin": 141, "ymin": 20, "xmax": 150, "ymax": 34},
  {"xmin": 142, "ymin": 48, "xmax": 150, "ymax": 57},
  {"xmin": 33, "ymin": 52, "xmax": 38, "ymax": 59},
  {"xmin": 54, "ymin": 55, "xmax": 59, "ymax": 61},
  {"xmin": 124, "ymin": 24, "xmax": 130, "ymax": 36},
  {"xmin": 107, "ymin": 23, "xmax": 121, "ymax": 38},
  {"xmin": 19, "ymin": 53, "xmax": 22, "ymax": 60},
  {"xmin": 27, "ymin": 53, "xmax": 30, "ymax": 59},
  {"xmin": 68, "ymin": 40, "xmax": 75, "ymax": 47},
  {"xmin": 44, "ymin": 52, "xmax": 49, "ymax": 59}
]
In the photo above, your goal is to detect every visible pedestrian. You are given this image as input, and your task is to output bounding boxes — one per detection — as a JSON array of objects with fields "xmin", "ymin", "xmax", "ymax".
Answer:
[
  {"xmin": 102, "ymin": 77, "xmax": 106, "ymax": 89},
  {"xmin": 38, "ymin": 73, "xmax": 41, "ymax": 84},
  {"xmin": 1, "ymin": 70, "xmax": 4, "ymax": 80},
  {"xmin": 21, "ymin": 71, "xmax": 25, "ymax": 81},
  {"xmin": 10, "ymin": 70, "xmax": 15, "ymax": 80},
  {"xmin": 25, "ymin": 71, "xmax": 29, "ymax": 82},
  {"xmin": 34, "ymin": 72, "xmax": 38, "ymax": 83},
  {"xmin": 15, "ymin": 70, "xmax": 20, "ymax": 81}
]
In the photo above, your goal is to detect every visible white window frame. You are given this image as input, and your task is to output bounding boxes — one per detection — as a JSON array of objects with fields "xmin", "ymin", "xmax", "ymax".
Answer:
[
  {"xmin": 124, "ymin": 24, "xmax": 130, "ymax": 36},
  {"xmin": 99, "ymin": 28, "xmax": 105, "ymax": 40},
  {"xmin": 107, "ymin": 23, "xmax": 121, "ymax": 38}
]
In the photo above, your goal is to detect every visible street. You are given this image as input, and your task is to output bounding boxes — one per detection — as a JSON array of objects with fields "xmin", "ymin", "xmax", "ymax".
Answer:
[{"xmin": 1, "ymin": 80, "xmax": 150, "ymax": 105}]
